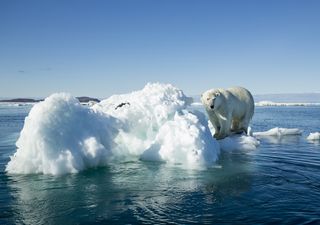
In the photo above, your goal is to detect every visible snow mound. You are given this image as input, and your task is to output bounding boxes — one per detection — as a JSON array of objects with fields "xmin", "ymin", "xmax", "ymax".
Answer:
[
  {"xmin": 253, "ymin": 127, "xmax": 302, "ymax": 137},
  {"xmin": 307, "ymin": 132, "xmax": 320, "ymax": 141},
  {"xmin": 6, "ymin": 83, "xmax": 220, "ymax": 175},
  {"xmin": 6, "ymin": 93, "xmax": 119, "ymax": 175}
]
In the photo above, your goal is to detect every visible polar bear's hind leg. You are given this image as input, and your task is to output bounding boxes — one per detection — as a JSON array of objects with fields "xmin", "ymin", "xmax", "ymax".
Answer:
[
  {"xmin": 231, "ymin": 119, "xmax": 240, "ymax": 132},
  {"xmin": 231, "ymin": 118, "xmax": 246, "ymax": 134},
  {"xmin": 240, "ymin": 119, "xmax": 250, "ymax": 134}
]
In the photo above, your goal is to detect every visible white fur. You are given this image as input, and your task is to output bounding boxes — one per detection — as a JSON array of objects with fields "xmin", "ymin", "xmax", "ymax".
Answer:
[{"xmin": 201, "ymin": 87, "xmax": 254, "ymax": 139}]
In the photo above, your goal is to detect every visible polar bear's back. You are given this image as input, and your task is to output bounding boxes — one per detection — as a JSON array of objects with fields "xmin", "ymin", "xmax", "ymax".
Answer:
[
  {"xmin": 227, "ymin": 87, "xmax": 253, "ymax": 102},
  {"xmin": 227, "ymin": 86, "xmax": 254, "ymax": 117}
]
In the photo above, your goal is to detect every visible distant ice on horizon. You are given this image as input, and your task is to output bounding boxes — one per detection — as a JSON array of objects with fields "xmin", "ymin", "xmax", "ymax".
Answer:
[
  {"xmin": 253, "ymin": 93, "xmax": 320, "ymax": 103},
  {"xmin": 253, "ymin": 127, "xmax": 303, "ymax": 137},
  {"xmin": 255, "ymin": 101, "xmax": 320, "ymax": 107}
]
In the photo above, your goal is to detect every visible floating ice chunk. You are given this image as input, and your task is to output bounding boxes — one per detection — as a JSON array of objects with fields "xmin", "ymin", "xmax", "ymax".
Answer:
[
  {"xmin": 218, "ymin": 135, "xmax": 260, "ymax": 151},
  {"xmin": 7, "ymin": 83, "xmax": 220, "ymax": 175},
  {"xmin": 253, "ymin": 127, "xmax": 302, "ymax": 137},
  {"xmin": 6, "ymin": 93, "xmax": 119, "ymax": 175},
  {"xmin": 307, "ymin": 132, "xmax": 320, "ymax": 141}
]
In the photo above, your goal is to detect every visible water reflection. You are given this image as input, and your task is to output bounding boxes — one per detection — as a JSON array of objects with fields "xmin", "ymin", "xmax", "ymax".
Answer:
[
  {"xmin": 6, "ymin": 152, "xmax": 254, "ymax": 224},
  {"xmin": 307, "ymin": 139, "xmax": 320, "ymax": 146}
]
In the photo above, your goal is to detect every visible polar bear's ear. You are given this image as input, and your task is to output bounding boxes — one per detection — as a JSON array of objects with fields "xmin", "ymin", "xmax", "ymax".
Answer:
[{"xmin": 215, "ymin": 92, "xmax": 220, "ymax": 97}]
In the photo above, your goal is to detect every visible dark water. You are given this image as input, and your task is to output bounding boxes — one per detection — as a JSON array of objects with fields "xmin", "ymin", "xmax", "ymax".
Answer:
[{"xmin": 1, "ymin": 104, "xmax": 320, "ymax": 224}]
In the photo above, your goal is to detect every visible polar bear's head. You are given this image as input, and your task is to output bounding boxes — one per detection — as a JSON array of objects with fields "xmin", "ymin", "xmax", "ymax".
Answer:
[{"xmin": 201, "ymin": 89, "xmax": 223, "ymax": 111}]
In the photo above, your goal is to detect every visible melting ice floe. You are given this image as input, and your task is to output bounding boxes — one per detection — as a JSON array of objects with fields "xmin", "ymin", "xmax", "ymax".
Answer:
[
  {"xmin": 307, "ymin": 132, "xmax": 320, "ymax": 141},
  {"xmin": 6, "ymin": 83, "xmax": 222, "ymax": 175},
  {"xmin": 253, "ymin": 127, "xmax": 302, "ymax": 137}
]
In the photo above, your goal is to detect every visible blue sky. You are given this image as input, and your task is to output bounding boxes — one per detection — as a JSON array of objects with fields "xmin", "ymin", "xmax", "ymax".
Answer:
[{"xmin": 1, "ymin": 0, "xmax": 320, "ymax": 98}]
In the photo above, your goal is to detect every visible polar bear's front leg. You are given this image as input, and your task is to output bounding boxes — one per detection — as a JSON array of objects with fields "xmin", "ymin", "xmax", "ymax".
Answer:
[
  {"xmin": 214, "ymin": 113, "xmax": 230, "ymax": 139},
  {"xmin": 211, "ymin": 122, "xmax": 220, "ymax": 138},
  {"xmin": 239, "ymin": 119, "xmax": 250, "ymax": 134},
  {"xmin": 207, "ymin": 111, "xmax": 221, "ymax": 138},
  {"xmin": 213, "ymin": 125, "xmax": 221, "ymax": 139}
]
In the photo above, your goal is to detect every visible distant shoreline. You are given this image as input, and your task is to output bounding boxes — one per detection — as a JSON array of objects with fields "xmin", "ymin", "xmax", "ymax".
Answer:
[
  {"xmin": 0, "ymin": 98, "xmax": 41, "ymax": 103},
  {"xmin": 0, "ymin": 96, "xmax": 100, "ymax": 103}
]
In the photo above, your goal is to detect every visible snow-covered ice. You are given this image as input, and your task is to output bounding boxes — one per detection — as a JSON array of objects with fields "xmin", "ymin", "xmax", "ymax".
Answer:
[
  {"xmin": 6, "ymin": 83, "xmax": 221, "ymax": 175},
  {"xmin": 5, "ymin": 93, "xmax": 119, "ymax": 175}
]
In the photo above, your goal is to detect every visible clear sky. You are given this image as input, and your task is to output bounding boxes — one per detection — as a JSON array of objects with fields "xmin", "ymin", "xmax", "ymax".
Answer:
[{"xmin": 1, "ymin": 0, "xmax": 320, "ymax": 98}]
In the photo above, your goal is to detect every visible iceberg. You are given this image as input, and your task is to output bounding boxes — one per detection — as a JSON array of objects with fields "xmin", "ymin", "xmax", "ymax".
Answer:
[{"xmin": 6, "ymin": 83, "xmax": 220, "ymax": 175}]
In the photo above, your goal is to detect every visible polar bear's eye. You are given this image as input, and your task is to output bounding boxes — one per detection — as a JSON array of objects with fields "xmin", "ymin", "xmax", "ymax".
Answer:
[{"xmin": 207, "ymin": 98, "xmax": 210, "ymax": 101}]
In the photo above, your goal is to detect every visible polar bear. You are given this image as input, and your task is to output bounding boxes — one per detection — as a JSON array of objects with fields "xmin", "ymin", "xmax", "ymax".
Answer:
[{"xmin": 201, "ymin": 87, "xmax": 254, "ymax": 140}]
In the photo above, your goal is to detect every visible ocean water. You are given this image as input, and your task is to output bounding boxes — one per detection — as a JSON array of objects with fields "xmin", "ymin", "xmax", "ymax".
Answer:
[{"xmin": 1, "ymin": 104, "xmax": 320, "ymax": 224}]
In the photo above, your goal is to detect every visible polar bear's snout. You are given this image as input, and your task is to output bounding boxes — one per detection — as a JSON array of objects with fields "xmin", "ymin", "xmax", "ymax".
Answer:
[{"xmin": 209, "ymin": 98, "xmax": 215, "ymax": 110}]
